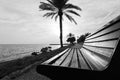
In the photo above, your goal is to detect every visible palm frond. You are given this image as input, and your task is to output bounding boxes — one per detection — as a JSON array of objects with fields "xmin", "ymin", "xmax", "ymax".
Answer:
[
  {"xmin": 64, "ymin": 0, "xmax": 69, "ymax": 4},
  {"xmin": 47, "ymin": 0, "xmax": 69, "ymax": 9},
  {"xmin": 39, "ymin": 2, "xmax": 56, "ymax": 11},
  {"xmin": 64, "ymin": 13, "xmax": 77, "ymax": 24},
  {"xmin": 43, "ymin": 12, "xmax": 56, "ymax": 18},
  {"xmin": 66, "ymin": 10, "xmax": 80, "ymax": 17},
  {"xmin": 55, "ymin": 15, "xmax": 58, "ymax": 21},
  {"xmin": 61, "ymin": 0, "xmax": 69, "ymax": 7},
  {"xmin": 63, "ymin": 4, "xmax": 82, "ymax": 11},
  {"xmin": 47, "ymin": 0, "xmax": 55, "ymax": 6},
  {"xmin": 51, "ymin": 12, "xmax": 57, "ymax": 19}
]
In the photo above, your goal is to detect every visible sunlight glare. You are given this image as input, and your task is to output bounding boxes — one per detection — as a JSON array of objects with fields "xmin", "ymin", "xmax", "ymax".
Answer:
[{"xmin": 51, "ymin": 24, "xmax": 70, "ymax": 38}]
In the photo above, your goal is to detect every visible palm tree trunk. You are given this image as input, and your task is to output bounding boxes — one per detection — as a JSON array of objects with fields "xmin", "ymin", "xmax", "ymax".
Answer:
[{"xmin": 59, "ymin": 13, "xmax": 63, "ymax": 47}]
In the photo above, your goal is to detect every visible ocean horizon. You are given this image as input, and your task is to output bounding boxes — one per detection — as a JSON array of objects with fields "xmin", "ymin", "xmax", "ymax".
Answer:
[{"xmin": 0, "ymin": 44, "xmax": 60, "ymax": 62}]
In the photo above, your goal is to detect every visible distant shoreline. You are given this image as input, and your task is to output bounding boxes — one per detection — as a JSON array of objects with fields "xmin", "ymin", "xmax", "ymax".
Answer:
[
  {"xmin": 0, "ymin": 45, "xmax": 69, "ymax": 79},
  {"xmin": 0, "ymin": 44, "xmax": 60, "ymax": 62}
]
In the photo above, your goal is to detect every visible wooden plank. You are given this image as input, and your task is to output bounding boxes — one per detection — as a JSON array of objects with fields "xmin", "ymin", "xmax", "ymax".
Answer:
[
  {"xmin": 77, "ymin": 49, "xmax": 90, "ymax": 69},
  {"xmin": 86, "ymin": 30, "xmax": 120, "ymax": 42},
  {"xmin": 60, "ymin": 49, "xmax": 74, "ymax": 67},
  {"xmin": 84, "ymin": 40, "xmax": 117, "ymax": 48},
  {"xmin": 52, "ymin": 49, "xmax": 71, "ymax": 66},
  {"xmin": 83, "ymin": 45, "xmax": 113, "ymax": 57},
  {"xmin": 81, "ymin": 48, "xmax": 108, "ymax": 70},
  {"xmin": 85, "ymin": 38, "xmax": 118, "ymax": 43},
  {"xmin": 70, "ymin": 49, "xmax": 78, "ymax": 68},
  {"xmin": 86, "ymin": 28, "xmax": 120, "ymax": 41},
  {"xmin": 84, "ymin": 44, "xmax": 114, "ymax": 49},
  {"xmin": 42, "ymin": 48, "xmax": 69, "ymax": 64},
  {"xmin": 80, "ymin": 48, "xmax": 100, "ymax": 70},
  {"xmin": 83, "ymin": 47, "xmax": 110, "ymax": 62}
]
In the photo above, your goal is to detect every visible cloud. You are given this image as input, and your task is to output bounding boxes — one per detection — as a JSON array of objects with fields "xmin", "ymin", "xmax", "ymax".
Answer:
[
  {"xmin": 76, "ymin": 0, "xmax": 120, "ymax": 22},
  {"xmin": 0, "ymin": 6, "xmax": 28, "ymax": 24},
  {"xmin": 0, "ymin": 0, "xmax": 41, "ymax": 24},
  {"xmin": 0, "ymin": 0, "xmax": 120, "ymax": 44}
]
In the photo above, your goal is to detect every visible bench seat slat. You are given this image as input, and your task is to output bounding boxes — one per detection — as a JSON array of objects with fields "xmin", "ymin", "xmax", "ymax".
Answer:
[
  {"xmin": 60, "ymin": 49, "xmax": 74, "ymax": 67},
  {"xmin": 70, "ymin": 49, "xmax": 79, "ymax": 68},
  {"xmin": 81, "ymin": 48, "xmax": 108, "ymax": 70},
  {"xmin": 84, "ymin": 40, "xmax": 117, "ymax": 48},
  {"xmin": 77, "ymin": 49, "xmax": 91, "ymax": 69},
  {"xmin": 83, "ymin": 45, "xmax": 113, "ymax": 57},
  {"xmin": 86, "ymin": 30, "xmax": 120, "ymax": 42},
  {"xmin": 53, "ymin": 49, "xmax": 71, "ymax": 66},
  {"xmin": 42, "ymin": 48, "xmax": 69, "ymax": 64}
]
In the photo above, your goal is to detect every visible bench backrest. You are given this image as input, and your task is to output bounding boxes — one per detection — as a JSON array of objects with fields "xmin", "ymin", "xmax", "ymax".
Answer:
[
  {"xmin": 42, "ymin": 15, "xmax": 120, "ymax": 71},
  {"xmin": 83, "ymin": 15, "xmax": 120, "ymax": 70}
]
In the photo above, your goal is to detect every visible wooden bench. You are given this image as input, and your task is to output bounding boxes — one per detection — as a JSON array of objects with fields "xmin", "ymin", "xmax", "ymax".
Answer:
[{"xmin": 42, "ymin": 15, "xmax": 120, "ymax": 71}]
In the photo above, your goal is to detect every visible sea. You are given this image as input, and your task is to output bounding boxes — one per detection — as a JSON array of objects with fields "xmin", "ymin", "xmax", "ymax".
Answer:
[{"xmin": 0, "ymin": 44, "xmax": 60, "ymax": 62}]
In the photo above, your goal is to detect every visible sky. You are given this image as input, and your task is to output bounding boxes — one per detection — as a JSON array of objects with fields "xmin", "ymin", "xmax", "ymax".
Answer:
[{"xmin": 0, "ymin": 0, "xmax": 120, "ymax": 44}]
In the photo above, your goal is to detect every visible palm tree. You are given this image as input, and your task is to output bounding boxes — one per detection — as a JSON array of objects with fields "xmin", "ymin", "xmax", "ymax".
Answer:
[{"xmin": 39, "ymin": 0, "xmax": 82, "ymax": 47}]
